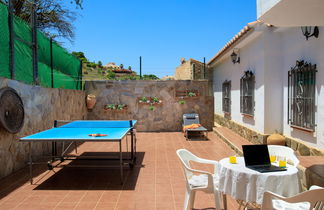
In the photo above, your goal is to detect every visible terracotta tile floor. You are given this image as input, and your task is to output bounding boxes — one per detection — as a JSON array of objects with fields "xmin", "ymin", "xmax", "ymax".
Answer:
[{"xmin": 0, "ymin": 132, "xmax": 239, "ymax": 210}]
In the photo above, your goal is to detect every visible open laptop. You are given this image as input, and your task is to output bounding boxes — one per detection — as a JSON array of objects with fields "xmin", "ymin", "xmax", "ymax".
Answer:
[{"xmin": 242, "ymin": 145, "xmax": 287, "ymax": 173}]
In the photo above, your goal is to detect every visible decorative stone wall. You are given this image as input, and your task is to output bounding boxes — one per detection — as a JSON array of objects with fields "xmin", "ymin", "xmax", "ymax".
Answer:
[
  {"xmin": 214, "ymin": 113, "xmax": 268, "ymax": 144},
  {"xmin": 214, "ymin": 113, "xmax": 324, "ymax": 156},
  {"xmin": 286, "ymin": 136, "xmax": 324, "ymax": 156},
  {"xmin": 86, "ymin": 80, "xmax": 214, "ymax": 132},
  {"xmin": 0, "ymin": 78, "xmax": 87, "ymax": 179}
]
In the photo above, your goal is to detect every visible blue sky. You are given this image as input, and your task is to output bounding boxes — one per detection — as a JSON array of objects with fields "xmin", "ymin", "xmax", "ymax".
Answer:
[{"xmin": 63, "ymin": 0, "xmax": 256, "ymax": 78}]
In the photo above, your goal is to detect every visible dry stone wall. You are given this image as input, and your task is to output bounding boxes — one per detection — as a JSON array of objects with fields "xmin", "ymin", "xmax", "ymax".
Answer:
[
  {"xmin": 86, "ymin": 80, "xmax": 214, "ymax": 132},
  {"xmin": 0, "ymin": 78, "xmax": 87, "ymax": 179},
  {"xmin": 214, "ymin": 113, "xmax": 324, "ymax": 156}
]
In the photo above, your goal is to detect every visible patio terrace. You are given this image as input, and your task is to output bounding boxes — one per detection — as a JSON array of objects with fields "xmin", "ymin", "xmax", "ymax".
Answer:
[{"xmin": 0, "ymin": 132, "xmax": 240, "ymax": 210}]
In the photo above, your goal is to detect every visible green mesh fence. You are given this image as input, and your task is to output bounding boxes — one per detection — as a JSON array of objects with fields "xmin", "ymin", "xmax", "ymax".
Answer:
[
  {"xmin": 13, "ymin": 16, "xmax": 33, "ymax": 84},
  {"xmin": 0, "ymin": 2, "xmax": 82, "ymax": 90},
  {"xmin": 0, "ymin": 3, "xmax": 10, "ymax": 78},
  {"xmin": 37, "ymin": 31, "xmax": 51, "ymax": 66}
]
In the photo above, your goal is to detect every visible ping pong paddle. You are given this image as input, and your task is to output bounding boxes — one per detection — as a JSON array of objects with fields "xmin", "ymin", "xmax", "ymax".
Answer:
[{"xmin": 88, "ymin": 133, "xmax": 108, "ymax": 137}]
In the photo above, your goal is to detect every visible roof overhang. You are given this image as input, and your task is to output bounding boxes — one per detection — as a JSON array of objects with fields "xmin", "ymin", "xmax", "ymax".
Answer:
[
  {"xmin": 258, "ymin": 0, "xmax": 324, "ymax": 26},
  {"xmin": 208, "ymin": 21, "xmax": 264, "ymax": 67}
]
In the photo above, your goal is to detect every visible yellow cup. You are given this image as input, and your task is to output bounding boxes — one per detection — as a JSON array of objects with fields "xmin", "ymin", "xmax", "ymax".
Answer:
[
  {"xmin": 270, "ymin": 155, "xmax": 276, "ymax": 163},
  {"xmin": 229, "ymin": 156, "xmax": 237, "ymax": 164},
  {"xmin": 279, "ymin": 160, "xmax": 286, "ymax": 168}
]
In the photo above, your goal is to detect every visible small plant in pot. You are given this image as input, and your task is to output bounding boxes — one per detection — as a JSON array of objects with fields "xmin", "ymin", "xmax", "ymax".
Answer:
[
  {"xmin": 179, "ymin": 99, "xmax": 185, "ymax": 105},
  {"xmin": 178, "ymin": 96, "xmax": 185, "ymax": 104},
  {"xmin": 187, "ymin": 92, "xmax": 196, "ymax": 97},
  {"xmin": 139, "ymin": 96, "xmax": 150, "ymax": 104},
  {"xmin": 117, "ymin": 104, "xmax": 127, "ymax": 110},
  {"xmin": 152, "ymin": 97, "xmax": 161, "ymax": 104},
  {"xmin": 104, "ymin": 104, "xmax": 116, "ymax": 110},
  {"xmin": 149, "ymin": 105, "xmax": 155, "ymax": 111}
]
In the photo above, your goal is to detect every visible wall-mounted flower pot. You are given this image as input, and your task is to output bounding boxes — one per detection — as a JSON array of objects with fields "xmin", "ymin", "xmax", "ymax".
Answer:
[
  {"xmin": 103, "ymin": 104, "xmax": 128, "ymax": 112},
  {"xmin": 86, "ymin": 94, "xmax": 96, "ymax": 110},
  {"xmin": 175, "ymin": 90, "xmax": 199, "ymax": 98},
  {"xmin": 138, "ymin": 97, "xmax": 163, "ymax": 105}
]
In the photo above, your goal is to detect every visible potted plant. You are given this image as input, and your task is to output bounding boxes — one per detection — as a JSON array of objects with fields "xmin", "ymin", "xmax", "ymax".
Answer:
[
  {"xmin": 104, "ymin": 104, "xmax": 128, "ymax": 111},
  {"xmin": 187, "ymin": 92, "xmax": 196, "ymax": 97},
  {"xmin": 104, "ymin": 104, "xmax": 116, "ymax": 110},
  {"xmin": 179, "ymin": 99, "xmax": 186, "ymax": 105},
  {"xmin": 152, "ymin": 97, "xmax": 162, "ymax": 104},
  {"xmin": 139, "ymin": 96, "xmax": 150, "ymax": 104},
  {"xmin": 117, "ymin": 104, "xmax": 126, "ymax": 110}
]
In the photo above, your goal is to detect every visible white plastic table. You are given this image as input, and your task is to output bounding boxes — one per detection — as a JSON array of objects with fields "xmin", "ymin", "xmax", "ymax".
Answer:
[{"xmin": 218, "ymin": 157, "xmax": 300, "ymax": 204}]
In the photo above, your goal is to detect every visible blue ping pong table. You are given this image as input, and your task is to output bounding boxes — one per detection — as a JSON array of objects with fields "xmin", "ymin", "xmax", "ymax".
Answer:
[{"xmin": 20, "ymin": 120, "xmax": 137, "ymax": 184}]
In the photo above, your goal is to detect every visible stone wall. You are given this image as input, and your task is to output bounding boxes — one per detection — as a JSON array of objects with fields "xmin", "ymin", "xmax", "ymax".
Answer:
[
  {"xmin": 175, "ymin": 58, "xmax": 205, "ymax": 80},
  {"xmin": 214, "ymin": 113, "xmax": 324, "ymax": 156},
  {"xmin": 0, "ymin": 78, "xmax": 87, "ymax": 179},
  {"xmin": 86, "ymin": 80, "xmax": 214, "ymax": 132},
  {"xmin": 214, "ymin": 113, "xmax": 268, "ymax": 144},
  {"xmin": 175, "ymin": 60, "xmax": 192, "ymax": 80}
]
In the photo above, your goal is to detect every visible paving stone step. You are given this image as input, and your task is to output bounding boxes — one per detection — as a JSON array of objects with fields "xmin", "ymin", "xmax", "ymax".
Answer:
[{"xmin": 213, "ymin": 126, "xmax": 252, "ymax": 156}]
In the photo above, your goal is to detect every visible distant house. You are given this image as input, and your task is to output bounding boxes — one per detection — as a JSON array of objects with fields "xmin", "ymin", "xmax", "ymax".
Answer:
[
  {"xmin": 208, "ymin": 1, "xmax": 324, "ymax": 153},
  {"xmin": 175, "ymin": 58, "xmax": 206, "ymax": 80},
  {"xmin": 161, "ymin": 75, "xmax": 175, "ymax": 80},
  {"xmin": 112, "ymin": 68, "xmax": 134, "ymax": 75},
  {"xmin": 104, "ymin": 62, "xmax": 120, "ymax": 70},
  {"xmin": 104, "ymin": 62, "xmax": 135, "ymax": 77}
]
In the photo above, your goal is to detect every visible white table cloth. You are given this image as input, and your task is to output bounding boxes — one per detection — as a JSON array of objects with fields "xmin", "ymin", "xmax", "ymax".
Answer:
[{"xmin": 218, "ymin": 157, "xmax": 300, "ymax": 204}]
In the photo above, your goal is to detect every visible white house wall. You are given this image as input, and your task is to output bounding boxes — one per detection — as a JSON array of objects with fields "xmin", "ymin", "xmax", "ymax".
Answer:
[
  {"xmin": 211, "ymin": 26, "xmax": 324, "ymax": 150},
  {"xmin": 263, "ymin": 27, "xmax": 284, "ymax": 134},
  {"xmin": 279, "ymin": 27, "xmax": 324, "ymax": 149},
  {"xmin": 212, "ymin": 35, "xmax": 266, "ymax": 133}
]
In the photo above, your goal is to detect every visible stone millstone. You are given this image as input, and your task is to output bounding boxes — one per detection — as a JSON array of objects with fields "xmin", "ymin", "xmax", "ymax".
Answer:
[{"xmin": 0, "ymin": 87, "xmax": 24, "ymax": 134}]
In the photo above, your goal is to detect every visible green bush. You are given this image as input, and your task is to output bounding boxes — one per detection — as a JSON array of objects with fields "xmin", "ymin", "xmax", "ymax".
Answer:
[
  {"xmin": 142, "ymin": 74, "xmax": 159, "ymax": 80},
  {"xmin": 106, "ymin": 70, "xmax": 116, "ymax": 80}
]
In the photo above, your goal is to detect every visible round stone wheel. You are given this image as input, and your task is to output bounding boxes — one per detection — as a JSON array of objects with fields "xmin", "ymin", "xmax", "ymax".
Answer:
[{"xmin": 0, "ymin": 87, "xmax": 24, "ymax": 134}]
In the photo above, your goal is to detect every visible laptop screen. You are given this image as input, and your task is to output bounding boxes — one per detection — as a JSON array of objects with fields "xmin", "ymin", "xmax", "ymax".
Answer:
[{"xmin": 242, "ymin": 145, "xmax": 271, "ymax": 166}]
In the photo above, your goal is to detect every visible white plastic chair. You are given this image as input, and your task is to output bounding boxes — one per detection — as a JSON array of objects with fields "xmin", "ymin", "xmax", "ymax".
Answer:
[
  {"xmin": 176, "ymin": 149, "xmax": 226, "ymax": 210},
  {"xmin": 268, "ymin": 145, "xmax": 300, "ymax": 167},
  {"xmin": 261, "ymin": 185, "xmax": 324, "ymax": 210}
]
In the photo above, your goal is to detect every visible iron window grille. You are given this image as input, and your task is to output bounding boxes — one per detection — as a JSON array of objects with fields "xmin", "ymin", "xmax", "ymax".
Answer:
[
  {"xmin": 240, "ymin": 71, "xmax": 255, "ymax": 116},
  {"xmin": 222, "ymin": 80, "xmax": 231, "ymax": 114},
  {"xmin": 288, "ymin": 60, "xmax": 317, "ymax": 131}
]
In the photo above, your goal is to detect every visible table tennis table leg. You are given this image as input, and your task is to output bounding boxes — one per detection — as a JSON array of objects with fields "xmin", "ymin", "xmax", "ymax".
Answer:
[
  {"xmin": 51, "ymin": 142, "xmax": 55, "ymax": 162},
  {"xmin": 28, "ymin": 142, "xmax": 33, "ymax": 184},
  {"xmin": 133, "ymin": 131, "xmax": 136, "ymax": 160},
  {"xmin": 131, "ymin": 130, "xmax": 134, "ymax": 161},
  {"xmin": 119, "ymin": 141, "xmax": 123, "ymax": 184}
]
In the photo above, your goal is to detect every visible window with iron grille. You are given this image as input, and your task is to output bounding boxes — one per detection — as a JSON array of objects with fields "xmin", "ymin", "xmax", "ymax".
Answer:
[
  {"xmin": 222, "ymin": 80, "xmax": 231, "ymax": 113},
  {"xmin": 288, "ymin": 60, "xmax": 316, "ymax": 131},
  {"xmin": 240, "ymin": 71, "xmax": 255, "ymax": 116}
]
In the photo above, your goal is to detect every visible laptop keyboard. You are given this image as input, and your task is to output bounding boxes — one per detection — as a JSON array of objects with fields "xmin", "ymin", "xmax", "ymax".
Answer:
[{"xmin": 249, "ymin": 165, "xmax": 287, "ymax": 173}]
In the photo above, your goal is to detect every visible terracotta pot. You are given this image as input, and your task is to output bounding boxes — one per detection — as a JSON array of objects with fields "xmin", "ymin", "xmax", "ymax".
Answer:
[
  {"xmin": 86, "ymin": 94, "xmax": 96, "ymax": 109},
  {"xmin": 267, "ymin": 133, "xmax": 286, "ymax": 145}
]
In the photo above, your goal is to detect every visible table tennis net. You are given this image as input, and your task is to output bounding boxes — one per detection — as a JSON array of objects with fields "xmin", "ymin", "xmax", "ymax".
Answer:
[{"xmin": 59, "ymin": 120, "xmax": 135, "ymax": 128}]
